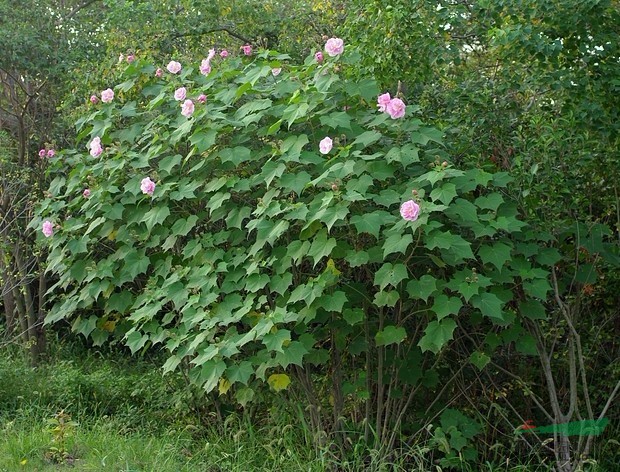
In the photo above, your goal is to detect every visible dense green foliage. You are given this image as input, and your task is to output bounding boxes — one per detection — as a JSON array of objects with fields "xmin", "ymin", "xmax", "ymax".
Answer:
[{"xmin": 1, "ymin": 0, "xmax": 618, "ymax": 470}]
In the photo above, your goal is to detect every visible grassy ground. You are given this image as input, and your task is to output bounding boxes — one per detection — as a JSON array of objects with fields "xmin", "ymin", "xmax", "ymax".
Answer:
[{"xmin": 0, "ymin": 342, "xmax": 615, "ymax": 471}]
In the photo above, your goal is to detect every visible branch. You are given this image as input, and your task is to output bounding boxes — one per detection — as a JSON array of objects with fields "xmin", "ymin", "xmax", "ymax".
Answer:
[
  {"xmin": 171, "ymin": 26, "xmax": 252, "ymax": 45},
  {"xmin": 62, "ymin": 0, "xmax": 103, "ymax": 23}
]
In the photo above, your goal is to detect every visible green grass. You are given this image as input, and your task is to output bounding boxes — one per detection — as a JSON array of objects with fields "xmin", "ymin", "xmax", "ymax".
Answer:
[{"xmin": 0, "ymin": 343, "xmax": 614, "ymax": 471}]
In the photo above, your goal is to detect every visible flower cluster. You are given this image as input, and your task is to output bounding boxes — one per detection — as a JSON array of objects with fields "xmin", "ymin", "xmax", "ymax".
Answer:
[
  {"xmin": 42, "ymin": 220, "xmax": 54, "ymax": 237},
  {"xmin": 140, "ymin": 177, "xmax": 156, "ymax": 196},
  {"xmin": 101, "ymin": 88, "xmax": 114, "ymax": 103},
  {"xmin": 200, "ymin": 49, "xmax": 216, "ymax": 76},
  {"xmin": 377, "ymin": 93, "xmax": 406, "ymax": 119},
  {"xmin": 38, "ymin": 148, "xmax": 55, "ymax": 158},
  {"xmin": 400, "ymin": 200, "xmax": 420, "ymax": 221},
  {"xmin": 167, "ymin": 61, "xmax": 182, "ymax": 74},
  {"xmin": 89, "ymin": 136, "xmax": 103, "ymax": 157},
  {"xmin": 325, "ymin": 38, "xmax": 344, "ymax": 56}
]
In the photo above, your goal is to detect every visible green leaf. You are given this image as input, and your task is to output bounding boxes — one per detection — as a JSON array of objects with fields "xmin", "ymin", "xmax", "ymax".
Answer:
[
  {"xmin": 470, "ymin": 351, "xmax": 491, "ymax": 370},
  {"xmin": 226, "ymin": 361, "xmax": 254, "ymax": 385},
  {"xmin": 343, "ymin": 308, "xmax": 364, "ymax": 326},
  {"xmin": 406, "ymin": 275, "xmax": 437, "ymax": 302},
  {"xmin": 430, "ymin": 183, "xmax": 458, "ymax": 205},
  {"xmin": 320, "ymin": 111, "xmax": 351, "ymax": 130},
  {"xmin": 171, "ymin": 215, "xmax": 199, "ymax": 237},
  {"xmin": 308, "ymin": 230, "xmax": 337, "ymax": 267},
  {"xmin": 159, "ymin": 154, "xmax": 182, "ymax": 175},
  {"xmin": 126, "ymin": 330, "xmax": 149, "ymax": 354},
  {"xmin": 431, "ymin": 295, "xmax": 463, "ymax": 320},
  {"xmin": 418, "ymin": 318, "xmax": 457, "ymax": 354},
  {"xmin": 275, "ymin": 341, "xmax": 308, "ymax": 368},
  {"xmin": 121, "ymin": 249, "xmax": 150, "ymax": 280},
  {"xmin": 280, "ymin": 171, "xmax": 311, "ymax": 195},
  {"xmin": 353, "ymin": 130, "xmax": 382, "ymax": 148},
  {"xmin": 475, "ymin": 193, "xmax": 504, "ymax": 211},
  {"xmin": 350, "ymin": 211, "xmax": 390, "ymax": 239},
  {"xmin": 143, "ymin": 206, "xmax": 170, "ymax": 232},
  {"xmin": 317, "ymin": 291, "xmax": 348, "ymax": 312},
  {"xmin": 373, "ymin": 290, "xmax": 400, "ymax": 307},
  {"xmin": 374, "ymin": 263, "xmax": 408, "ymax": 291},
  {"xmin": 536, "ymin": 248, "xmax": 562, "ymax": 267},
  {"xmin": 190, "ymin": 129, "xmax": 218, "ymax": 153},
  {"xmin": 519, "ymin": 299, "xmax": 547, "ymax": 320},
  {"xmin": 219, "ymin": 146, "xmax": 251, "ymax": 165},
  {"xmin": 383, "ymin": 233, "xmax": 413, "ymax": 258},
  {"xmin": 345, "ymin": 250, "xmax": 369, "ymax": 267},
  {"xmin": 478, "ymin": 242, "xmax": 513, "ymax": 271},
  {"xmin": 471, "ymin": 293, "xmax": 506, "ymax": 324},
  {"xmin": 263, "ymin": 329, "xmax": 291, "ymax": 353},
  {"xmin": 375, "ymin": 325, "xmax": 407, "ymax": 346},
  {"xmin": 523, "ymin": 278, "xmax": 551, "ymax": 299}
]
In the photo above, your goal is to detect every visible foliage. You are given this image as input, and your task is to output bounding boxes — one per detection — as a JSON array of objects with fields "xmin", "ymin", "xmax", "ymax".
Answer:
[{"xmin": 33, "ymin": 39, "xmax": 572, "ymax": 470}]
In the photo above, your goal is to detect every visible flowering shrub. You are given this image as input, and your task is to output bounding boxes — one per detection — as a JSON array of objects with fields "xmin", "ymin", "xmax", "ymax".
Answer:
[{"xmin": 35, "ymin": 40, "xmax": 551, "ymax": 418}]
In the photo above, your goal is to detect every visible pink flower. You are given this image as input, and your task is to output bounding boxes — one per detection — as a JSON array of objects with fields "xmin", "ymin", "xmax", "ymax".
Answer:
[
  {"xmin": 155, "ymin": 68, "xmax": 163, "ymax": 77},
  {"xmin": 241, "ymin": 44, "xmax": 252, "ymax": 56},
  {"xmin": 377, "ymin": 93, "xmax": 391, "ymax": 112},
  {"xmin": 386, "ymin": 98, "xmax": 406, "ymax": 119},
  {"xmin": 167, "ymin": 60, "xmax": 182, "ymax": 74},
  {"xmin": 325, "ymin": 38, "xmax": 344, "ymax": 57},
  {"xmin": 101, "ymin": 88, "xmax": 114, "ymax": 103},
  {"xmin": 197, "ymin": 94, "xmax": 207, "ymax": 104},
  {"xmin": 42, "ymin": 220, "xmax": 54, "ymax": 238},
  {"xmin": 181, "ymin": 99, "xmax": 195, "ymax": 117},
  {"xmin": 207, "ymin": 48, "xmax": 216, "ymax": 61},
  {"xmin": 315, "ymin": 51, "xmax": 324, "ymax": 63},
  {"xmin": 38, "ymin": 149, "xmax": 46, "ymax": 158},
  {"xmin": 90, "ymin": 94, "xmax": 99, "ymax": 104},
  {"xmin": 83, "ymin": 189, "xmax": 91, "ymax": 198},
  {"xmin": 319, "ymin": 137, "xmax": 333, "ymax": 154},
  {"xmin": 271, "ymin": 68, "xmax": 282, "ymax": 77},
  {"xmin": 140, "ymin": 177, "xmax": 156, "ymax": 196},
  {"xmin": 89, "ymin": 136, "xmax": 103, "ymax": 158},
  {"xmin": 220, "ymin": 50, "xmax": 229, "ymax": 58},
  {"xmin": 127, "ymin": 54, "xmax": 135, "ymax": 63},
  {"xmin": 174, "ymin": 87, "xmax": 187, "ymax": 101},
  {"xmin": 199, "ymin": 58, "xmax": 212, "ymax": 75},
  {"xmin": 47, "ymin": 149, "xmax": 55, "ymax": 158},
  {"xmin": 400, "ymin": 200, "xmax": 420, "ymax": 221}
]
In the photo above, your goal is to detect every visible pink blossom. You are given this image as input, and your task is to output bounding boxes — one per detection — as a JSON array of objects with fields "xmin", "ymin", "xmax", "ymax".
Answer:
[
  {"xmin": 42, "ymin": 220, "xmax": 54, "ymax": 238},
  {"xmin": 83, "ymin": 189, "xmax": 91, "ymax": 198},
  {"xmin": 155, "ymin": 68, "xmax": 163, "ymax": 77},
  {"xmin": 101, "ymin": 88, "xmax": 114, "ymax": 103},
  {"xmin": 167, "ymin": 61, "xmax": 182, "ymax": 74},
  {"xmin": 89, "ymin": 136, "xmax": 103, "ymax": 158},
  {"xmin": 38, "ymin": 149, "xmax": 46, "ymax": 158},
  {"xmin": 241, "ymin": 44, "xmax": 252, "ymax": 56},
  {"xmin": 181, "ymin": 99, "xmax": 195, "ymax": 117},
  {"xmin": 386, "ymin": 98, "xmax": 406, "ymax": 119},
  {"xmin": 140, "ymin": 177, "xmax": 156, "ymax": 196},
  {"xmin": 377, "ymin": 93, "xmax": 391, "ymax": 112},
  {"xmin": 325, "ymin": 38, "xmax": 344, "ymax": 56},
  {"xmin": 400, "ymin": 200, "xmax": 420, "ymax": 221},
  {"xmin": 197, "ymin": 94, "xmax": 207, "ymax": 104},
  {"xmin": 271, "ymin": 68, "xmax": 282, "ymax": 77},
  {"xmin": 315, "ymin": 51, "xmax": 324, "ymax": 63},
  {"xmin": 319, "ymin": 137, "xmax": 333, "ymax": 154},
  {"xmin": 220, "ymin": 50, "xmax": 229, "ymax": 58},
  {"xmin": 199, "ymin": 58, "xmax": 212, "ymax": 76},
  {"xmin": 127, "ymin": 54, "xmax": 135, "ymax": 63},
  {"xmin": 174, "ymin": 87, "xmax": 187, "ymax": 101},
  {"xmin": 47, "ymin": 149, "xmax": 55, "ymax": 158},
  {"xmin": 207, "ymin": 48, "xmax": 216, "ymax": 61},
  {"xmin": 90, "ymin": 94, "xmax": 99, "ymax": 104}
]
